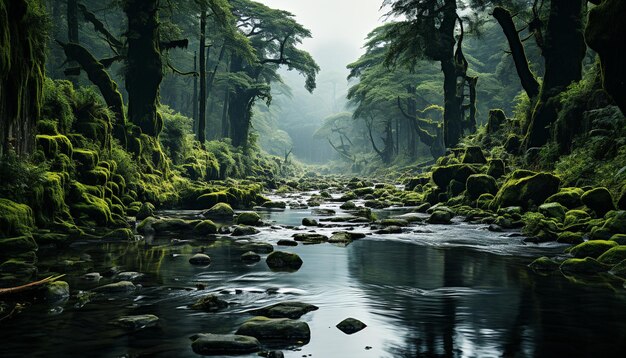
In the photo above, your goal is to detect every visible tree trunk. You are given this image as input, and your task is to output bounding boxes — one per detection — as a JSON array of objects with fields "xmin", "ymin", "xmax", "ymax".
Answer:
[
  {"xmin": 124, "ymin": 0, "xmax": 163, "ymax": 137},
  {"xmin": 197, "ymin": 8, "xmax": 207, "ymax": 145},
  {"xmin": 228, "ymin": 93, "xmax": 252, "ymax": 148},
  {"xmin": 466, "ymin": 76, "xmax": 477, "ymax": 133},
  {"xmin": 525, "ymin": 0, "xmax": 586, "ymax": 149},
  {"xmin": 493, "ymin": 6, "xmax": 540, "ymax": 99},
  {"xmin": 192, "ymin": 51, "xmax": 198, "ymax": 134},
  {"xmin": 221, "ymin": 88, "xmax": 230, "ymax": 139},
  {"xmin": 441, "ymin": 57, "xmax": 463, "ymax": 148},
  {"xmin": 66, "ymin": 0, "xmax": 79, "ymax": 85}
]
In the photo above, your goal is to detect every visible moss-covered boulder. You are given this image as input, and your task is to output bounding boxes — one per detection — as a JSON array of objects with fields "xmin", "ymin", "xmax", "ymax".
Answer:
[
  {"xmin": 461, "ymin": 146, "xmax": 487, "ymax": 164},
  {"xmin": 487, "ymin": 159, "xmax": 506, "ymax": 179},
  {"xmin": 250, "ymin": 302, "xmax": 319, "ymax": 319},
  {"xmin": 597, "ymin": 246, "xmax": 626, "ymax": 265},
  {"xmin": 560, "ymin": 257, "xmax": 611, "ymax": 275},
  {"xmin": 36, "ymin": 134, "xmax": 73, "ymax": 159},
  {"xmin": 431, "ymin": 164, "xmax": 480, "ymax": 190},
  {"xmin": 202, "ymin": 203, "xmax": 234, "ymax": 220},
  {"xmin": 566, "ymin": 240, "xmax": 618, "ymax": 259},
  {"xmin": 68, "ymin": 183, "xmax": 112, "ymax": 226},
  {"xmin": 602, "ymin": 210, "xmax": 626, "ymax": 234},
  {"xmin": 190, "ymin": 294, "xmax": 228, "ymax": 311},
  {"xmin": 0, "ymin": 199, "xmax": 35, "ymax": 237},
  {"xmin": 610, "ymin": 234, "xmax": 626, "ymax": 245},
  {"xmin": 465, "ymin": 174, "xmax": 498, "ymax": 200},
  {"xmin": 428, "ymin": 210, "xmax": 453, "ymax": 224},
  {"xmin": 581, "ymin": 187, "xmax": 615, "ymax": 216},
  {"xmin": 236, "ymin": 212, "xmax": 261, "ymax": 226},
  {"xmin": 528, "ymin": 256, "xmax": 560, "ymax": 272},
  {"xmin": 136, "ymin": 202, "xmax": 155, "ymax": 220},
  {"xmin": 73, "ymin": 149, "xmax": 99, "ymax": 170},
  {"xmin": 545, "ymin": 187, "xmax": 584, "ymax": 209},
  {"xmin": 557, "ymin": 231, "xmax": 584, "ymax": 245},
  {"xmin": 235, "ymin": 317, "xmax": 310, "ymax": 344},
  {"xmin": 492, "ymin": 171, "xmax": 561, "ymax": 210},
  {"xmin": 194, "ymin": 220, "xmax": 218, "ymax": 235},
  {"xmin": 262, "ymin": 201, "xmax": 287, "ymax": 209},
  {"xmin": 538, "ymin": 202, "xmax": 567, "ymax": 222},
  {"xmin": 609, "ymin": 259, "xmax": 626, "ymax": 278},
  {"xmin": 340, "ymin": 201, "xmax": 356, "ymax": 210},
  {"xmin": 266, "ymin": 251, "xmax": 303, "ymax": 271},
  {"xmin": 564, "ymin": 209, "xmax": 591, "ymax": 227}
]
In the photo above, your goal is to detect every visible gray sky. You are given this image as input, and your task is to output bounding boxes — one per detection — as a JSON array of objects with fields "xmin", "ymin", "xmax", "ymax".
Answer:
[{"xmin": 256, "ymin": 0, "xmax": 386, "ymax": 74}]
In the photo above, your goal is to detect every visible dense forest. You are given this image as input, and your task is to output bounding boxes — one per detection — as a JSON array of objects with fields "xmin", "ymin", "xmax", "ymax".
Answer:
[{"xmin": 1, "ymin": 0, "xmax": 626, "ymax": 357}]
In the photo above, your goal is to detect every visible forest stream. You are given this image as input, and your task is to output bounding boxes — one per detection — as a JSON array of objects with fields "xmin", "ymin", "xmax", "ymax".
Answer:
[{"xmin": 2, "ymin": 190, "xmax": 626, "ymax": 358}]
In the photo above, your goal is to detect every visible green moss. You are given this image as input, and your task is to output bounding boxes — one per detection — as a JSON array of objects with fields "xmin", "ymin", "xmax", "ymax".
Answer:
[
  {"xmin": 0, "ymin": 235, "xmax": 37, "ymax": 255},
  {"xmin": 603, "ymin": 210, "xmax": 626, "ymax": 234},
  {"xmin": 465, "ymin": 174, "xmax": 498, "ymax": 200},
  {"xmin": 581, "ymin": 187, "xmax": 615, "ymax": 216},
  {"xmin": 203, "ymin": 202, "xmax": 234, "ymax": 219},
  {"xmin": 68, "ymin": 182, "xmax": 112, "ymax": 226},
  {"xmin": 236, "ymin": 212, "xmax": 261, "ymax": 226},
  {"xmin": 0, "ymin": 198, "xmax": 35, "ymax": 237},
  {"xmin": 461, "ymin": 146, "xmax": 487, "ymax": 164},
  {"xmin": 36, "ymin": 134, "xmax": 73, "ymax": 159},
  {"xmin": 493, "ymin": 172, "xmax": 561, "ymax": 210},
  {"xmin": 560, "ymin": 257, "xmax": 611, "ymax": 275},
  {"xmin": 431, "ymin": 164, "xmax": 480, "ymax": 190},
  {"xmin": 564, "ymin": 209, "xmax": 591, "ymax": 227},
  {"xmin": 194, "ymin": 220, "xmax": 218, "ymax": 235},
  {"xmin": 597, "ymin": 246, "xmax": 626, "ymax": 265},
  {"xmin": 566, "ymin": 240, "xmax": 618, "ymax": 259},
  {"xmin": 538, "ymin": 202, "xmax": 567, "ymax": 222},
  {"xmin": 545, "ymin": 187, "xmax": 584, "ymax": 209},
  {"xmin": 487, "ymin": 159, "xmax": 506, "ymax": 179},
  {"xmin": 73, "ymin": 149, "xmax": 99, "ymax": 170},
  {"xmin": 610, "ymin": 234, "xmax": 626, "ymax": 245},
  {"xmin": 79, "ymin": 167, "xmax": 110, "ymax": 186},
  {"xmin": 528, "ymin": 256, "xmax": 560, "ymax": 272},
  {"xmin": 557, "ymin": 231, "xmax": 584, "ymax": 245}
]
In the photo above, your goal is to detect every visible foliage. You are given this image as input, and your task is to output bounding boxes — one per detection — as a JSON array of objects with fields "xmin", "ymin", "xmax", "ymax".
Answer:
[
  {"xmin": 0, "ymin": 151, "xmax": 49, "ymax": 205},
  {"xmin": 159, "ymin": 106, "xmax": 195, "ymax": 165}
]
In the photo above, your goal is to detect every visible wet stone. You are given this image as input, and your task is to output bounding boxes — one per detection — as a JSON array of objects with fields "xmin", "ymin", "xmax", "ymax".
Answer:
[
  {"xmin": 336, "ymin": 318, "xmax": 367, "ymax": 335},
  {"xmin": 232, "ymin": 226, "xmax": 260, "ymax": 236},
  {"xmin": 189, "ymin": 253, "xmax": 211, "ymax": 265},
  {"xmin": 190, "ymin": 294, "xmax": 229, "ymax": 311},
  {"xmin": 93, "ymin": 281, "xmax": 136, "ymax": 294},
  {"xmin": 190, "ymin": 333, "xmax": 261, "ymax": 355},
  {"xmin": 235, "ymin": 317, "xmax": 311, "ymax": 344},
  {"xmin": 241, "ymin": 251, "xmax": 261, "ymax": 263},
  {"xmin": 266, "ymin": 251, "xmax": 303, "ymax": 271},
  {"xmin": 250, "ymin": 301, "xmax": 319, "ymax": 319},
  {"xmin": 277, "ymin": 239, "xmax": 298, "ymax": 247},
  {"xmin": 113, "ymin": 314, "xmax": 159, "ymax": 330}
]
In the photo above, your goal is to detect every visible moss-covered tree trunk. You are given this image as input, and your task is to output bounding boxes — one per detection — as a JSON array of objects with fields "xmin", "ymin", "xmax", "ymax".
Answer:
[
  {"xmin": 525, "ymin": 0, "xmax": 586, "ymax": 149},
  {"xmin": 197, "ymin": 7, "xmax": 207, "ymax": 145},
  {"xmin": 0, "ymin": 0, "xmax": 46, "ymax": 157},
  {"xmin": 123, "ymin": 0, "xmax": 163, "ymax": 137},
  {"xmin": 227, "ymin": 55, "xmax": 254, "ymax": 148}
]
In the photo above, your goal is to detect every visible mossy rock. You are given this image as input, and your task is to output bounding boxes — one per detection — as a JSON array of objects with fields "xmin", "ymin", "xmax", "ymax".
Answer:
[
  {"xmin": 492, "ymin": 171, "xmax": 561, "ymax": 210},
  {"xmin": 73, "ymin": 149, "xmax": 99, "ymax": 170},
  {"xmin": 557, "ymin": 231, "xmax": 584, "ymax": 245},
  {"xmin": 0, "ymin": 236, "xmax": 38, "ymax": 256},
  {"xmin": 250, "ymin": 301, "xmax": 318, "ymax": 319},
  {"xmin": 428, "ymin": 210, "xmax": 453, "ymax": 224},
  {"xmin": 236, "ymin": 212, "xmax": 261, "ymax": 226},
  {"xmin": 262, "ymin": 201, "xmax": 287, "ymax": 209},
  {"xmin": 602, "ymin": 210, "xmax": 626, "ymax": 234},
  {"xmin": 566, "ymin": 240, "xmax": 618, "ymax": 259},
  {"xmin": 589, "ymin": 226, "xmax": 613, "ymax": 240},
  {"xmin": 528, "ymin": 256, "xmax": 560, "ymax": 272},
  {"xmin": 235, "ymin": 317, "xmax": 310, "ymax": 344},
  {"xmin": 0, "ymin": 199, "xmax": 35, "ymax": 237},
  {"xmin": 103, "ymin": 228, "xmax": 134, "ymax": 241},
  {"xmin": 560, "ymin": 257, "xmax": 611, "ymax": 275},
  {"xmin": 68, "ymin": 184, "xmax": 112, "ymax": 226},
  {"xmin": 80, "ymin": 167, "xmax": 110, "ymax": 186},
  {"xmin": 431, "ymin": 164, "xmax": 480, "ymax": 191},
  {"xmin": 538, "ymin": 202, "xmax": 567, "ymax": 222},
  {"xmin": 465, "ymin": 174, "xmax": 498, "ymax": 200},
  {"xmin": 581, "ymin": 187, "xmax": 615, "ymax": 216},
  {"xmin": 203, "ymin": 203, "xmax": 234, "ymax": 219},
  {"xmin": 36, "ymin": 134, "xmax": 73, "ymax": 159},
  {"xmin": 545, "ymin": 187, "xmax": 584, "ymax": 209},
  {"xmin": 136, "ymin": 202, "xmax": 155, "ymax": 220},
  {"xmin": 476, "ymin": 193, "xmax": 494, "ymax": 210},
  {"xmin": 461, "ymin": 146, "xmax": 487, "ymax": 164},
  {"xmin": 194, "ymin": 220, "xmax": 218, "ymax": 235},
  {"xmin": 340, "ymin": 201, "xmax": 356, "ymax": 210},
  {"xmin": 266, "ymin": 251, "xmax": 303, "ymax": 271},
  {"xmin": 609, "ymin": 259, "xmax": 626, "ymax": 278},
  {"xmin": 448, "ymin": 179, "xmax": 466, "ymax": 197},
  {"xmin": 564, "ymin": 210, "xmax": 591, "ymax": 227},
  {"xmin": 610, "ymin": 234, "xmax": 626, "ymax": 245},
  {"xmin": 597, "ymin": 246, "xmax": 626, "ymax": 265},
  {"xmin": 487, "ymin": 159, "xmax": 506, "ymax": 179},
  {"xmin": 190, "ymin": 294, "xmax": 228, "ymax": 311},
  {"xmin": 190, "ymin": 333, "xmax": 261, "ymax": 355},
  {"xmin": 353, "ymin": 187, "xmax": 375, "ymax": 197},
  {"xmin": 152, "ymin": 218, "xmax": 199, "ymax": 233}
]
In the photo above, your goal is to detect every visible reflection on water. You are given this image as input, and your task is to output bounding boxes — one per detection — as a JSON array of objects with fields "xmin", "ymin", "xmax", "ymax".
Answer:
[{"xmin": 2, "ymin": 204, "xmax": 626, "ymax": 358}]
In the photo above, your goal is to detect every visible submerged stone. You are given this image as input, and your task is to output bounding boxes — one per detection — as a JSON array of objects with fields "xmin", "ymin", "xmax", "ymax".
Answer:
[
  {"xmin": 93, "ymin": 281, "xmax": 136, "ymax": 294},
  {"xmin": 301, "ymin": 218, "xmax": 318, "ymax": 226},
  {"xmin": 428, "ymin": 210, "xmax": 453, "ymax": 224},
  {"xmin": 241, "ymin": 251, "xmax": 261, "ymax": 263},
  {"xmin": 113, "ymin": 314, "xmax": 159, "ymax": 330},
  {"xmin": 190, "ymin": 294, "xmax": 229, "ymax": 311},
  {"xmin": 190, "ymin": 333, "xmax": 261, "ymax": 355}
]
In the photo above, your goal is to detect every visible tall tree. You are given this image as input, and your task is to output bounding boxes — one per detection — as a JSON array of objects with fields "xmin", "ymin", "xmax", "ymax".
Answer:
[
  {"xmin": 197, "ymin": 5, "xmax": 207, "ymax": 144},
  {"xmin": 524, "ymin": 0, "xmax": 586, "ymax": 149},
  {"xmin": 224, "ymin": 0, "xmax": 319, "ymax": 148}
]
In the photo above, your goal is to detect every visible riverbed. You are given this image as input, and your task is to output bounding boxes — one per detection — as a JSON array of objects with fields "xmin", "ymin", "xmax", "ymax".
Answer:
[{"xmin": 2, "ymin": 193, "xmax": 626, "ymax": 357}]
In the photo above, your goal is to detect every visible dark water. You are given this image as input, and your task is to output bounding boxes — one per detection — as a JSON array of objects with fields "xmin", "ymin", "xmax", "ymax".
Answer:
[{"xmin": 2, "ymin": 196, "xmax": 626, "ymax": 358}]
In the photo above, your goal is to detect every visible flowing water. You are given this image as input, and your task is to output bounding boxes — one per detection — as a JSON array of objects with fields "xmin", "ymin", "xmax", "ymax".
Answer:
[{"xmin": 2, "ymin": 193, "xmax": 626, "ymax": 357}]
